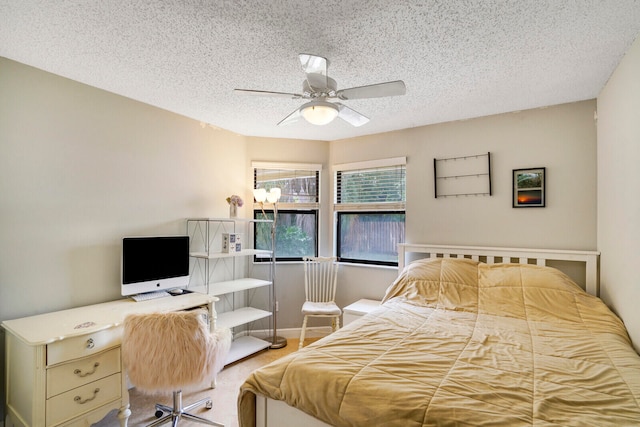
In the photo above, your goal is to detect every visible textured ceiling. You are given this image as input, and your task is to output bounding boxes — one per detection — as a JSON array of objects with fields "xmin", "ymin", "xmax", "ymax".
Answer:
[{"xmin": 1, "ymin": 1, "xmax": 640, "ymax": 141}]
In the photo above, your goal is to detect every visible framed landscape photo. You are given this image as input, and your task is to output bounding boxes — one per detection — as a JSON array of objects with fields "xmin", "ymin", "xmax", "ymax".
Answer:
[{"xmin": 513, "ymin": 167, "xmax": 545, "ymax": 207}]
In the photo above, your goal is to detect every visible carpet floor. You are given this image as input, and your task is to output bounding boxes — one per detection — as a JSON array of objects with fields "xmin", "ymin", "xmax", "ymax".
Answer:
[{"xmin": 97, "ymin": 337, "xmax": 313, "ymax": 427}]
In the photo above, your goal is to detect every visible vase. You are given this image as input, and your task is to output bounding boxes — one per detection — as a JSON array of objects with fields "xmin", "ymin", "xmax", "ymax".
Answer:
[{"xmin": 229, "ymin": 204, "xmax": 237, "ymax": 218}]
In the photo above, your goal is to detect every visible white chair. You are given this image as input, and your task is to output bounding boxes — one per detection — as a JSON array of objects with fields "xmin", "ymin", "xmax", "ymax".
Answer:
[
  {"xmin": 299, "ymin": 256, "xmax": 341, "ymax": 350},
  {"xmin": 122, "ymin": 310, "xmax": 232, "ymax": 426}
]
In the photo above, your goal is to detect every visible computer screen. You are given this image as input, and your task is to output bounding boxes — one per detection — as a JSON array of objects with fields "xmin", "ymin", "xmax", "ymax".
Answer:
[{"xmin": 121, "ymin": 236, "xmax": 190, "ymax": 296}]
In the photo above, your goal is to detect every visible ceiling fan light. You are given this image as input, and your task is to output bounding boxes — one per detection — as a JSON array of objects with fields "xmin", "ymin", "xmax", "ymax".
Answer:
[{"xmin": 300, "ymin": 101, "xmax": 339, "ymax": 125}]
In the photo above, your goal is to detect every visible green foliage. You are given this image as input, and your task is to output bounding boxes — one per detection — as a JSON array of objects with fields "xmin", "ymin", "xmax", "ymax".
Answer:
[
  {"xmin": 276, "ymin": 225, "xmax": 314, "ymax": 257},
  {"xmin": 254, "ymin": 216, "xmax": 315, "ymax": 258}
]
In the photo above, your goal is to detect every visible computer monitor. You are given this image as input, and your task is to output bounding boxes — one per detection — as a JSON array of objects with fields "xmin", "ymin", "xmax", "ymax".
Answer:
[{"xmin": 121, "ymin": 236, "xmax": 190, "ymax": 296}]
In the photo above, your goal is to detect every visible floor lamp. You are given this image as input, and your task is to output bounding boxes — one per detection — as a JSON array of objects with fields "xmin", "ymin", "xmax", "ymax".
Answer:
[{"xmin": 253, "ymin": 188, "xmax": 287, "ymax": 349}]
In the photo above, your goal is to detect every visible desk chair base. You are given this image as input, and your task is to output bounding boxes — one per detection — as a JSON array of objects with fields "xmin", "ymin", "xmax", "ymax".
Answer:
[{"xmin": 148, "ymin": 390, "xmax": 223, "ymax": 427}]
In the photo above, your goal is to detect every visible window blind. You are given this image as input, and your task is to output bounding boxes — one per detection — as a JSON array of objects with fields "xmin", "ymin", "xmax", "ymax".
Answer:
[
  {"xmin": 335, "ymin": 163, "xmax": 406, "ymax": 211},
  {"xmin": 253, "ymin": 166, "xmax": 320, "ymax": 208}
]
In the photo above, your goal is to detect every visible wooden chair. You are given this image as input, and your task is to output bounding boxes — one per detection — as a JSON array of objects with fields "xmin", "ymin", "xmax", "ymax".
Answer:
[
  {"xmin": 122, "ymin": 310, "xmax": 232, "ymax": 426},
  {"xmin": 299, "ymin": 256, "xmax": 341, "ymax": 350}
]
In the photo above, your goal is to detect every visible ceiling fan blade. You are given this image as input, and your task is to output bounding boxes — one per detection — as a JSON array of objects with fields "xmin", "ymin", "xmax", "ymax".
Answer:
[
  {"xmin": 277, "ymin": 108, "xmax": 302, "ymax": 126},
  {"xmin": 300, "ymin": 53, "xmax": 328, "ymax": 92},
  {"xmin": 337, "ymin": 80, "xmax": 406, "ymax": 100},
  {"xmin": 336, "ymin": 103, "xmax": 370, "ymax": 127},
  {"xmin": 299, "ymin": 53, "xmax": 328, "ymax": 76},
  {"xmin": 234, "ymin": 89, "xmax": 302, "ymax": 99}
]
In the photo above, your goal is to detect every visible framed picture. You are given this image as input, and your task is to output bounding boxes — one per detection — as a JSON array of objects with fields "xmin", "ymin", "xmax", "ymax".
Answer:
[{"xmin": 513, "ymin": 167, "xmax": 545, "ymax": 207}]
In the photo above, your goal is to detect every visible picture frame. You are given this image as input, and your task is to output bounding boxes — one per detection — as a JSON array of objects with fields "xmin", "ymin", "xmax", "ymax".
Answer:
[{"xmin": 513, "ymin": 167, "xmax": 545, "ymax": 207}]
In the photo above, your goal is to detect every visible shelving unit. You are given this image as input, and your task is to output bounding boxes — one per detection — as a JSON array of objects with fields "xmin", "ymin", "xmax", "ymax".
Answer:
[
  {"xmin": 434, "ymin": 152, "xmax": 492, "ymax": 198},
  {"xmin": 186, "ymin": 217, "xmax": 274, "ymax": 364}
]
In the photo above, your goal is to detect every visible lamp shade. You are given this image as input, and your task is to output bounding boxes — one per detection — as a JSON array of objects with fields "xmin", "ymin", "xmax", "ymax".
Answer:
[
  {"xmin": 266, "ymin": 188, "xmax": 281, "ymax": 203},
  {"xmin": 300, "ymin": 101, "xmax": 339, "ymax": 126},
  {"xmin": 253, "ymin": 188, "xmax": 267, "ymax": 203}
]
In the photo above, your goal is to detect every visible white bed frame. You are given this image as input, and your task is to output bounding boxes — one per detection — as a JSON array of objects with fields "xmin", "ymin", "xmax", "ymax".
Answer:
[
  {"xmin": 253, "ymin": 244, "xmax": 601, "ymax": 427},
  {"xmin": 398, "ymin": 243, "xmax": 600, "ymax": 296}
]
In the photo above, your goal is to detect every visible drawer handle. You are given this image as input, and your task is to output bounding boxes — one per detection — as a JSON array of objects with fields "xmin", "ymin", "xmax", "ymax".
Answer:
[
  {"xmin": 74, "ymin": 362, "xmax": 100, "ymax": 377},
  {"xmin": 86, "ymin": 338, "xmax": 95, "ymax": 349},
  {"xmin": 74, "ymin": 388, "xmax": 100, "ymax": 404}
]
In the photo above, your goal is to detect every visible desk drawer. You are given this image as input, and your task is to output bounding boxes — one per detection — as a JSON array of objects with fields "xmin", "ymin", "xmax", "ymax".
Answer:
[
  {"xmin": 47, "ymin": 347, "xmax": 121, "ymax": 398},
  {"xmin": 46, "ymin": 372, "xmax": 121, "ymax": 427},
  {"xmin": 47, "ymin": 326, "xmax": 122, "ymax": 365}
]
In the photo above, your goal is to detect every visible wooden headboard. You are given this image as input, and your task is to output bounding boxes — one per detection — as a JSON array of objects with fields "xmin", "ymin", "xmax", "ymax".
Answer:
[{"xmin": 398, "ymin": 243, "xmax": 601, "ymax": 296}]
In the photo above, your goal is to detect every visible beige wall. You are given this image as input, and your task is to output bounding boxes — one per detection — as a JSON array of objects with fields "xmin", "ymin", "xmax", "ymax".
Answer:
[
  {"xmin": 2, "ymin": 52, "xmax": 628, "ymax": 415},
  {"xmin": 0, "ymin": 58, "xmax": 247, "ymax": 321},
  {"xmin": 0, "ymin": 57, "xmax": 600, "ymax": 332},
  {"xmin": 597, "ymin": 35, "xmax": 640, "ymax": 352},
  {"xmin": 244, "ymin": 137, "xmax": 331, "ymax": 332},
  {"xmin": 332, "ymin": 103, "xmax": 597, "ymax": 250},
  {"xmin": 330, "ymin": 102, "xmax": 598, "ymax": 312}
]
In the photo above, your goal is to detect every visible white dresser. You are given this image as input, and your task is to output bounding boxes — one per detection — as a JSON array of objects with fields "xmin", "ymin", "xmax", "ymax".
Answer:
[{"xmin": 2, "ymin": 292, "xmax": 216, "ymax": 427}]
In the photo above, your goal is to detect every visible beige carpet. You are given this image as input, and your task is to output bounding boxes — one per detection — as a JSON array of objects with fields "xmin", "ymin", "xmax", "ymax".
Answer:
[{"xmin": 97, "ymin": 338, "xmax": 312, "ymax": 427}]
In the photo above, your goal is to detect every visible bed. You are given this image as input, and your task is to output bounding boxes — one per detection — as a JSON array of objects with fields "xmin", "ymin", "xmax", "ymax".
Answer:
[{"xmin": 238, "ymin": 244, "xmax": 640, "ymax": 426}]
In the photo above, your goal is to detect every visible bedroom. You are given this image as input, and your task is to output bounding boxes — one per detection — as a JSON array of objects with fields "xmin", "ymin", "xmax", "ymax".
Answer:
[{"xmin": 1, "ymin": 2, "xmax": 639, "ymax": 426}]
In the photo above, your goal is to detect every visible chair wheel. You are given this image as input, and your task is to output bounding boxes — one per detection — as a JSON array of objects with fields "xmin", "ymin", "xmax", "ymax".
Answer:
[
  {"xmin": 205, "ymin": 400, "xmax": 213, "ymax": 409},
  {"xmin": 155, "ymin": 409, "xmax": 164, "ymax": 418}
]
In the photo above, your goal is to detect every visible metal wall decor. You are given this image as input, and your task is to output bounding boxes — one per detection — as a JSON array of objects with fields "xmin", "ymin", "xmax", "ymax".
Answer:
[{"xmin": 434, "ymin": 152, "xmax": 492, "ymax": 198}]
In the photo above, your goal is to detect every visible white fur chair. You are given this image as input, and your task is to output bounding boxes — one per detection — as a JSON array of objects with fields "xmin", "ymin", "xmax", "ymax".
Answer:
[{"xmin": 122, "ymin": 309, "xmax": 232, "ymax": 426}]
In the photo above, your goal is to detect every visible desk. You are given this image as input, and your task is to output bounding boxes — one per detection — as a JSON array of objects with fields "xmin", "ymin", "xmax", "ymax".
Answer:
[{"xmin": 2, "ymin": 292, "xmax": 216, "ymax": 427}]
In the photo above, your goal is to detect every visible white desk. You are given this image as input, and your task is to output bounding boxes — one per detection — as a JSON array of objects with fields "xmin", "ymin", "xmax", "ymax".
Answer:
[{"xmin": 2, "ymin": 292, "xmax": 217, "ymax": 427}]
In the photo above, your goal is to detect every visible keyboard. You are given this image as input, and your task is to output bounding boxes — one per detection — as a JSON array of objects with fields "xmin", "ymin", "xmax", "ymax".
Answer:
[{"xmin": 131, "ymin": 290, "xmax": 171, "ymax": 302}]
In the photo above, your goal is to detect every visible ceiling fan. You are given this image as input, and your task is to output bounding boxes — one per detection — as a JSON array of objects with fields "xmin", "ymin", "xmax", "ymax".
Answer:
[{"xmin": 234, "ymin": 53, "xmax": 406, "ymax": 127}]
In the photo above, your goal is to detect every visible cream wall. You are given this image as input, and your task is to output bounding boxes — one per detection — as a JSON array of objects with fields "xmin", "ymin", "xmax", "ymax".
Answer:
[
  {"xmin": 0, "ymin": 58, "xmax": 248, "ymax": 321},
  {"xmin": 330, "ymin": 102, "xmax": 598, "ymax": 310},
  {"xmin": 0, "ymin": 58, "xmax": 250, "ymax": 419},
  {"xmin": 332, "ymin": 103, "xmax": 597, "ymax": 249},
  {"xmin": 244, "ymin": 137, "xmax": 331, "ymax": 331},
  {"xmin": 597, "ymin": 35, "xmax": 640, "ymax": 352},
  {"xmin": 0, "ymin": 52, "xmax": 621, "ymax": 419},
  {"xmin": 0, "ymin": 57, "xmax": 600, "ymax": 332}
]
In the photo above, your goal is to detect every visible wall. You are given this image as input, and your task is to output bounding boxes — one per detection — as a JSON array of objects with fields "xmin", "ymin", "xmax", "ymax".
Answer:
[
  {"xmin": 0, "ymin": 59, "xmax": 600, "ymax": 328},
  {"xmin": 181, "ymin": 101, "xmax": 599, "ymax": 332},
  {"xmin": 0, "ymin": 56, "xmax": 606, "ymax": 418},
  {"xmin": 244, "ymin": 137, "xmax": 331, "ymax": 332},
  {"xmin": 330, "ymin": 101, "xmax": 598, "ymax": 311},
  {"xmin": 597, "ymin": 34, "xmax": 640, "ymax": 352},
  {"xmin": 0, "ymin": 58, "xmax": 243, "ymax": 420},
  {"xmin": 0, "ymin": 58, "xmax": 247, "ymax": 321}
]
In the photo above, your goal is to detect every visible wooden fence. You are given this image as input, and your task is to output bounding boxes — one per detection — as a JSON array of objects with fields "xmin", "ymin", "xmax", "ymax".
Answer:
[{"xmin": 341, "ymin": 220, "xmax": 405, "ymax": 257}]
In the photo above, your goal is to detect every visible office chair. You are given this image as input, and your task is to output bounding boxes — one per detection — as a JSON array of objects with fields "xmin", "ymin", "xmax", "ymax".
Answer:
[
  {"xmin": 299, "ymin": 256, "xmax": 341, "ymax": 350},
  {"xmin": 122, "ymin": 310, "xmax": 232, "ymax": 426}
]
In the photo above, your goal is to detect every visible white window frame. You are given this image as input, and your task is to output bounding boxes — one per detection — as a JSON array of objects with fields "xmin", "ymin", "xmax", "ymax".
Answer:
[
  {"xmin": 333, "ymin": 157, "xmax": 406, "ymax": 266},
  {"xmin": 252, "ymin": 161, "xmax": 322, "ymax": 261}
]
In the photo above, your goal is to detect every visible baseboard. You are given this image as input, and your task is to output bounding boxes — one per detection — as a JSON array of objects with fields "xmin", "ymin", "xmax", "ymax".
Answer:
[
  {"xmin": 235, "ymin": 326, "xmax": 332, "ymax": 340},
  {"xmin": 277, "ymin": 326, "xmax": 332, "ymax": 339}
]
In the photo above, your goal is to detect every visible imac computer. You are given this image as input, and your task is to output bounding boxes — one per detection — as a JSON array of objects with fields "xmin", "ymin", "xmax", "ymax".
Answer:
[{"xmin": 121, "ymin": 235, "xmax": 190, "ymax": 298}]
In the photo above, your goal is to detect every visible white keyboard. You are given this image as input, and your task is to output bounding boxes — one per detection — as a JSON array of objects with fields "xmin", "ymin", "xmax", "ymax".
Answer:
[{"xmin": 131, "ymin": 290, "xmax": 171, "ymax": 302}]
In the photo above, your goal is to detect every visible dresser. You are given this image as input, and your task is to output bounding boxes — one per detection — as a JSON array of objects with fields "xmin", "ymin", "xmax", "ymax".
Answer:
[{"xmin": 2, "ymin": 292, "xmax": 216, "ymax": 427}]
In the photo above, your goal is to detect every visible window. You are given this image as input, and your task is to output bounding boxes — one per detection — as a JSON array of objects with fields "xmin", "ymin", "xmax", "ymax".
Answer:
[
  {"xmin": 253, "ymin": 162, "xmax": 320, "ymax": 261},
  {"xmin": 334, "ymin": 157, "xmax": 406, "ymax": 266}
]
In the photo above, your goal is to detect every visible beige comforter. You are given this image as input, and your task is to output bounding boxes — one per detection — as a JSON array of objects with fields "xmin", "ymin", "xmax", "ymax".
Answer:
[{"xmin": 238, "ymin": 258, "xmax": 640, "ymax": 426}]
